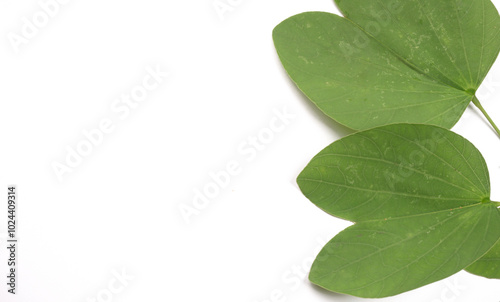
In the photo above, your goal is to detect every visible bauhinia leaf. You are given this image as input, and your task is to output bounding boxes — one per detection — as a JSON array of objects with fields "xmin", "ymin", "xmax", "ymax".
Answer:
[
  {"xmin": 466, "ymin": 238, "xmax": 500, "ymax": 279},
  {"xmin": 273, "ymin": 0, "xmax": 500, "ymax": 132},
  {"xmin": 297, "ymin": 124, "xmax": 500, "ymax": 298}
]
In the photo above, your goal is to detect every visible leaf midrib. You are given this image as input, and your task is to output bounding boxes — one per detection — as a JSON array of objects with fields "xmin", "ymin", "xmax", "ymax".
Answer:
[
  {"xmin": 376, "ymin": 127, "xmax": 487, "ymax": 194},
  {"xmin": 314, "ymin": 206, "xmax": 472, "ymax": 277},
  {"xmin": 299, "ymin": 177, "xmax": 480, "ymax": 202},
  {"xmin": 340, "ymin": 11, "xmax": 472, "ymax": 95},
  {"xmin": 313, "ymin": 204, "xmax": 489, "ymax": 292},
  {"xmin": 312, "ymin": 152, "xmax": 482, "ymax": 197},
  {"xmin": 338, "ymin": 206, "xmax": 484, "ymax": 295}
]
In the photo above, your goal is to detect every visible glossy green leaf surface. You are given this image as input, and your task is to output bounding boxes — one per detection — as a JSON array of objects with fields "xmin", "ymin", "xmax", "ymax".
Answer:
[
  {"xmin": 273, "ymin": 0, "xmax": 500, "ymax": 130},
  {"xmin": 297, "ymin": 124, "xmax": 500, "ymax": 297}
]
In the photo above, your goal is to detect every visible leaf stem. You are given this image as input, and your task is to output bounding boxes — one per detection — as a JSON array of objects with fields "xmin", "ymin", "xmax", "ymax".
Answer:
[{"xmin": 472, "ymin": 96, "xmax": 500, "ymax": 138}]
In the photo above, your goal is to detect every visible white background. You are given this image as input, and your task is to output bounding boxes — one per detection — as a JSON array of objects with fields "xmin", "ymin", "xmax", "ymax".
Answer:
[{"xmin": 1, "ymin": 0, "xmax": 500, "ymax": 301}]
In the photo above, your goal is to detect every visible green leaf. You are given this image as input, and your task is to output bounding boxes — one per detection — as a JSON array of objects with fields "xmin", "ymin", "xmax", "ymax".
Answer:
[
  {"xmin": 273, "ymin": 0, "xmax": 500, "ymax": 131},
  {"xmin": 466, "ymin": 238, "xmax": 500, "ymax": 279},
  {"xmin": 297, "ymin": 124, "xmax": 500, "ymax": 297}
]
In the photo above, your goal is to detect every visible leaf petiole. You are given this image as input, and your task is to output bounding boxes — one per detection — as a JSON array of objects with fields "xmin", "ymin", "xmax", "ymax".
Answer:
[{"xmin": 472, "ymin": 96, "xmax": 500, "ymax": 138}]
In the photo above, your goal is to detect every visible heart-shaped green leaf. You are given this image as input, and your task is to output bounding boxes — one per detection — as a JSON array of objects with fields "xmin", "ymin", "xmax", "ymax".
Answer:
[
  {"xmin": 273, "ymin": 0, "xmax": 500, "ymax": 131},
  {"xmin": 466, "ymin": 239, "xmax": 500, "ymax": 279},
  {"xmin": 298, "ymin": 124, "xmax": 500, "ymax": 297}
]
